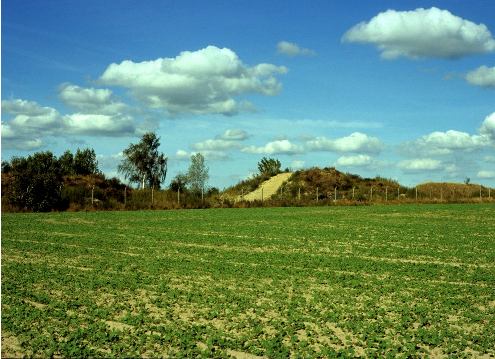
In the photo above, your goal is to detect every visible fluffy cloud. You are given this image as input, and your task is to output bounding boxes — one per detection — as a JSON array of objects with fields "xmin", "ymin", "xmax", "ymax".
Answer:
[
  {"xmin": 398, "ymin": 158, "xmax": 443, "ymax": 172},
  {"xmin": 219, "ymin": 129, "xmax": 249, "ymax": 141},
  {"xmin": 64, "ymin": 113, "xmax": 135, "ymax": 136},
  {"xmin": 242, "ymin": 139, "xmax": 303, "ymax": 155},
  {"xmin": 335, "ymin": 154, "xmax": 373, "ymax": 167},
  {"xmin": 466, "ymin": 66, "xmax": 495, "ymax": 88},
  {"xmin": 1, "ymin": 99, "xmax": 60, "ymax": 149},
  {"xmin": 480, "ymin": 112, "xmax": 495, "ymax": 140},
  {"xmin": 192, "ymin": 129, "xmax": 249, "ymax": 152},
  {"xmin": 59, "ymin": 83, "xmax": 128, "ymax": 114},
  {"xmin": 1, "ymin": 97, "xmax": 137, "ymax": 150},
  {"xmin": 277, "ymin": 41, "xmax": 316, "ymax": 57},
  {"xmin": 99, "ymin": 46, "xmax": 287, "ymax": 116},
  {"xmin": 343, "ymin": 7, "xmax": 495, "ymax": 59},
  {"xmin": 405, "ymin": 129, "xmax": 489, "ymax": 156},
  {"xmin": 477, "ymin": 170, "xmax": 495, "ymax": 179},
  {"xmin": 306, "ymin": 132, "xmax": 383, "ymax": 154}
]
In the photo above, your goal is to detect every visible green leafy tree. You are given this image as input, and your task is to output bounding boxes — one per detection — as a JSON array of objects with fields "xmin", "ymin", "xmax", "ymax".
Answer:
[
  {"xmin": 74, "ymin": 148, "xmax": 99, "ymax": 175},
  {"xmin": 59, "ymin": 150, "xmax": 75, "ymax": 176},
  {"xmin": 5, "ymin": 152, "xmax": 64, "ymax": 212},
  {"xmin": 187, "ymin": 153, "xmax": 209, "ymax": 194},
  {"xmin": 169, "ymin": 173, "xmax": 188, "ymax": 192},
  {"xmin": 257, "ymin": 157, "xmax": 281, "ymax": 177},
  {"xmin": 118, "ymin": 132, "xmax": 168, "ymax": 189}
]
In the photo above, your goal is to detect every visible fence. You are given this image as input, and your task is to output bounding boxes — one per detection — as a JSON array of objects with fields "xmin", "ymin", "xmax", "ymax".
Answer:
[{"xmin": 233, "ymin": 184, "xmax": 494, "ymax": 206}]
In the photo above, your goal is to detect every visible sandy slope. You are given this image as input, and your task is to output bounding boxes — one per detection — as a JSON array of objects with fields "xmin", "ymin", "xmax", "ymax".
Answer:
[{"xmin": 241, "ymin": 172, "xmax": 293, "ymax": 201}]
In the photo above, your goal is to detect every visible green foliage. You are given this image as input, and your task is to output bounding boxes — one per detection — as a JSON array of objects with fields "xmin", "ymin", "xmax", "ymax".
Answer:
[
  {"xmin": 118, "ymin": 132, "xmax": 167, "ymax": 189},
  {"xmin": 74, "ymin": 148, "xmax": 100, "ymax": 175},
  {"xmin": 3, "ymin": 152, "xmax": 64, "ymax": 212},
  {"xmin": 58, "ymin": 150, "xmax": 75, "ymax": 176},
  {"xmin": 257, "ymin": 157, "xmax": 281, "ymax": 177},
  {"xmin": 186, "ymin": 153, "xmax": 209, "ymax": 194},
  {"xmin": 169, "ymin": 173, "xmax": 188, "ymax": 192},
  {"xmin": 2, "ymin": 204, "xmax": 495, "ymax": 357}
]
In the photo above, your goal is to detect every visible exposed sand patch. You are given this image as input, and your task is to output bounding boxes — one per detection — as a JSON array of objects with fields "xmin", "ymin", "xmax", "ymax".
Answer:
[
  {"xmin": 1, "ymin": 332, "xmax": 24, "ymax": 358},
  {"xmin": 241, "ymin": 173, "xmax": 293, "ymax": 202},
  {"xmin": 24, "ymin": 299, "xmax": 47, "ymax": 309},
  {"xmin": 227, "ymin": 349, "xmax": 266, "ymax": 359}
]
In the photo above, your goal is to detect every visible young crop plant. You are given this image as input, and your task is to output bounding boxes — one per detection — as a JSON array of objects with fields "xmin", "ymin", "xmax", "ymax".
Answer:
[{"xmin": 1, "ymin": 204, "xmax": 495, "ymax": 357}]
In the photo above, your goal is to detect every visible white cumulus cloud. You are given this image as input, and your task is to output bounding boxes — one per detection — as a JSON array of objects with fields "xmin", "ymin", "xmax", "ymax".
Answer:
[
  {"xmin": 336, "ymin": 154, "xmax": 373, "ymax": 167},
  {"xmin": 64, "ymin": 113, "xmax": 135, "ymax": 136},
  {"xmin": 480, "ymin": 112, "xmax": 495, "ymax": 140},
  {"xmin": 277, "ymin": 41, "xmax": 316, "ymax": 57},
  {"xmin": 466, "ymin": 66, "xmax": 495, "ymax": 88},
  {"xmin": 1, "ymin": 97, "xmax": 138, "ymax": 150},
  {"xmin": 398, "ymin": 158, "xmax": 443, "ymax": 172},
  {"xmin": 59, "ymin": 83, "xmax": 128, "ymax": 114},
  {"xmin": 242, "ymin": 139, "xmax": 303, "ymax": 155},
  {"xmin": 191, "ymin": 129, "xmax": 249, "ymax": 156},
  {"xmin": 342, "ymin": 7, "xmax": 495, "ymax": 59},
  {"xmin": 405, "ymin": 129, "xmax": 490, "ymax": 156},
  {"xmin": 306, "ymin": 132, "xmax": 383, "ymax": 153},
  {"xmin": 477, "ymin": 170, "xmax": 495, "ymax": 179},
  {"xmin": 99, "ymin": 45, "xmax": 287, "ymax": 116}
]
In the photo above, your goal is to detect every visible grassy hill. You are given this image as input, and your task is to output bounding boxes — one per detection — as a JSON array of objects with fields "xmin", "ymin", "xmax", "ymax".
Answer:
[{"xmin": 223, "ymin": 167, "xmax": 493, "ymax": 203}]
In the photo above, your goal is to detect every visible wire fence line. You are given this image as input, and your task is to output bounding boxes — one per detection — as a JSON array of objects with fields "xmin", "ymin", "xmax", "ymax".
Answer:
[{"xmin": 232, "ymin": 183, "xmax": 494, "ymax": 205}]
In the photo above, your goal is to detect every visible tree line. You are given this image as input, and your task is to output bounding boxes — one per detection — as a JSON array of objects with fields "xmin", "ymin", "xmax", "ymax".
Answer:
[{"xmin": 1, "ymin": 132, "xmax": 211, "ymax": 212}]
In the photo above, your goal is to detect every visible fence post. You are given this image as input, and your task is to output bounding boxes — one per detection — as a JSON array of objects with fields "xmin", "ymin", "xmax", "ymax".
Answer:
[
  {"xmin": 397, "ymin": 187, "xmax": 400, "ymax": 201},
  {"xmin": 151, "ymin": 186, "xmax": 154, "ymax": 206},
  {"xmin": 415, "ymin": 187, "xmax": 418, "ymax": 201},
  {"xmin": 370, "ymin": 187, "xmax": 373, "ymax": 201},
  {"xmin": 316, "ymin": 187, "xmax": 319, "ymax": 202},
  {"xmin": 352, "ymin": 186, "xmax": 355, "ymax": 200},
  {"xmin": 177, "ymin": 188, "xmax": 180, "ymax": 205},
  {"xmin": 261, "ymin": 187, "xmax": 264, "ymax": 202},
  {"xmin": 385, "ymin": 186, "xmax": 388, "ymax": 202},
  {"xmin": 201, "ymin": 187, "xmax": 204, "ymax": 203},
  {"xmin": 298, "ymin": 187, "xmax": 301, "ymax": 201},
  {"xmin": 91, "ymin": 185, "xmax": 95, "ymax": 206}
]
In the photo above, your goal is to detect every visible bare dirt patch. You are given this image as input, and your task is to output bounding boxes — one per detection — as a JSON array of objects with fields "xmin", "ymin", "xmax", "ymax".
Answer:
[
  {"xmin": 24, "ymin": 299, "xmax": 47, "ymax": 310},
  {"xmin": 227, "ymin": 349, "xmax": 266, "ymax": 359}
]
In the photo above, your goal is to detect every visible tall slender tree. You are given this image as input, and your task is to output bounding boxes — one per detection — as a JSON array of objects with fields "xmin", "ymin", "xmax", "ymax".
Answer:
[
  {"xmin": 187, "ymin": 153, "xmax": 209, "ymax": 195},
  {"xmin": 118, "ymin": 132, "xmax": 168, "ymax": 189}
]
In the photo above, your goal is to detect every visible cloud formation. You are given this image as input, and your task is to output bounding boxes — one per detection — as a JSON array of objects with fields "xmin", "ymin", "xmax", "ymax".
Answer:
[
  {"xmin": 59, "ymin": 83, "xmax": 128, "ymax": 114},
  {"xmin": 242, "ymin": 139, "xmax": 304, "ymax": 155},
  {"xmin": 401, "ymin": 113, "xmax": 495, "ymax": 159},
  {"xmin": 192, "ymin": 129, "xmax": 249, "ymax": 152},
  {"xmin": 477, "ymin": 170, "xmax": 495, "ymax": 179},
  {"xmin": 480, "ymin": 112, "xmax": 495, "ymax": 140},
  {"xmin": 306, "ymin": 132, "xmax": 383, "ymax": 153},
  {"xmin": 466, "ymin": 66, "xmax": 495, "ymax": 88},
  {"xmin": 335, "ymin": 154, "xmax": 374, "ymax": 167},
  {"xmin": 398, "ymin": 158, "xmax": 443, "ymax": 172},
  {"xmin": 343, "ymin": 7, "xmax": 495, "ymax": 59},
  {"xmin": 1, "ymin": 96, "xmax": 137, "ymax": 150},
  {"xmin": 99, "ymin": 46, "xmax": 287, "ymax": 116},
  {"xmin": 277, "ymin": 41, "xmax": 316, "ymax": 57}
]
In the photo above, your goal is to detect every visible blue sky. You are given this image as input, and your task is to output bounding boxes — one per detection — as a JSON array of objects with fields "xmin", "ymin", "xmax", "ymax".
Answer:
[{"xmin": 2, "ymin": 0, "xmax": 495, "ymax": 188}]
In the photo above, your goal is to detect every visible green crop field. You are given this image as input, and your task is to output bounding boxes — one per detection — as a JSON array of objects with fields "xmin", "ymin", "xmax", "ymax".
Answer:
[{"xmin": 2, "ymin": 204, "xmax": 495, "ymax": 357}]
